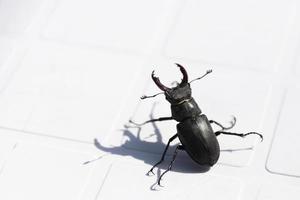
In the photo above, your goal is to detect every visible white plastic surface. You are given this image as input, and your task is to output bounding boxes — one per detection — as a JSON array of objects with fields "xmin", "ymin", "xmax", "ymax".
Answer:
[
  {"xmin": 0, "ymin": 0, "xmax": 45, "ymax": 34},
  {"xmin": 267, "ymin": 87, "xmax": 300, "ymax": 177},
  {"xmin": 0, "ymin": 38, "xmax": 14, "ymax": 69},
  {"xmin": 97, "ymin": 162, "xmax": 241, "ymax": 200},
  {"xmin": 0, "ymin": 44, "xmax": 143, "ymax": 142},
  {"xmin": 0, "ymin": 0, "xmax": 299, "ymax": 199},
  {"xmin": 43, "ymin": 0, "xmax": 168, "ymax": 53},
  {"xmin": 165, "ymin": 0, "xmax": 295, "ymax": 71},
  {"xmin": 0, "ymin": 143, "xmax": 95, "ymax": 199},
  {"xmin": 257, "ymin": 184, "xmax": 300, "ymax": 200},
  {"xmin": 0, "ymin": 137, "xmax": 16, "ymax": 169}
]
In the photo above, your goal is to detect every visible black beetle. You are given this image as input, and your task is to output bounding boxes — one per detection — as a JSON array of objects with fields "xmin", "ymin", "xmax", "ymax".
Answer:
[{"xmin": 129, "ymin": 64, "xmax": 263, "ymax": 186}]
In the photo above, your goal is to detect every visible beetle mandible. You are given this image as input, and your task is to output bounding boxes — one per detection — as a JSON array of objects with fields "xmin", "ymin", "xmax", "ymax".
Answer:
[{"xmin": 129, "ymin": 64, "xmax": 263, "ymax": 186}]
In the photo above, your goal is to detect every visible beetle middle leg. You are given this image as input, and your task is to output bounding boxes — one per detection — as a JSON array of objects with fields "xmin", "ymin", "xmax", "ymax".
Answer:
[
  {"xmin": 158, "ymin": 145, "xmax": 184, "ymax": 186},
  {"xmin": 128, "ymin": 116, "xmax": 174, "ymax": 127},
  {"xmin": 215, "ymin": 131, "xmax": 263, "ymax": 141},
  {"xmin": 147, "ymin": 133, "xmax": 178, "ymax": 175},
  {"xmin": 209, "ymin": 116, "xmax": 236, "ymax": 131}
]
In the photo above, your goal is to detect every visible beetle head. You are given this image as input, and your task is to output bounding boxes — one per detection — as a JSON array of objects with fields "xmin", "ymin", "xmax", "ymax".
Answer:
[{"xmin": 152, "ymin": 64, "xmax": 192, "ymax": 105}]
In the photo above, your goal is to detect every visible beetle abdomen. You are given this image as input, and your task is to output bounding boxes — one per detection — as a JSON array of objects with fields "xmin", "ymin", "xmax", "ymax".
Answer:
[{"xmin": 177, "ymin": 114, "xmax": 220, "ymax": 166}]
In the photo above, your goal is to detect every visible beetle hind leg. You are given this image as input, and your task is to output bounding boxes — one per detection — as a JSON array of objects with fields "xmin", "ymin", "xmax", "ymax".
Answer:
[
  {"xmin": 147, "ymin": 134, "xmax": 178, "ymax": 175},
  {"xmin": 215, "ymin": 131, "xmax": 263, "ymax": 141},
  {"xmin": 158, "ymin": 145, "xmax": 184, "ymax": 186}
]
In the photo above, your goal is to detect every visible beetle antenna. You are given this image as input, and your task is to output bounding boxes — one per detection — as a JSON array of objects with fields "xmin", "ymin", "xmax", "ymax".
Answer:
[
  {"xmin": 189, "ymin": 69, "xmax": 212, "ymax": 84},
  {"xmin": 140, "ymin": 92, "xmax": 164, "ymax": 100}
]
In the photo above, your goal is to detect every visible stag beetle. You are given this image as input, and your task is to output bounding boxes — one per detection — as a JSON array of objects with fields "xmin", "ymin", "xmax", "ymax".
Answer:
[{"xmin": 129, "ymin": 64, "xmax": 263, "ymax": 186}]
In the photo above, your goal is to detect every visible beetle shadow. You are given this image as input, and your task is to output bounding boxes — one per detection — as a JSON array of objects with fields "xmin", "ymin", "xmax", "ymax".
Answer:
[
  {"xmin": 93, "ymin": 116, "xmax": 210, "ymax": 174},
  {"xmin": 91, "ymin": 102, "xmax": 255, "ymax": 187},
  {"xmin": 93, "ymin": 118, "xmax": 212, "ymax": 189}
]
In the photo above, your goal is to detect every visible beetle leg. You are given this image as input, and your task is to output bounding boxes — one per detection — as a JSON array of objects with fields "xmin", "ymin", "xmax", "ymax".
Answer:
[
  {"xmin": 209, "ymin": 116, "xmax": 236, "ymax": 131},
  {"xmin": 189, "ymin": 69, "xmax": 212, "ymax": 84},
  {"xmin": 215, "ymin": 131, "xmax": 263, "ymax": 142},
  {"xmin": 127, "ymin": 117, "xmax": 174, "ymax": 127},
  {"xmin": 158, "ymin": 145, "xmax": 184, "ymax": 186},
  {"xmin": 140, "ymin": 92, "xmax": 164, "ymax": 99},
  {"xmin": 147, "ymin": 134, "xmax": 178, "ymax": 175}
]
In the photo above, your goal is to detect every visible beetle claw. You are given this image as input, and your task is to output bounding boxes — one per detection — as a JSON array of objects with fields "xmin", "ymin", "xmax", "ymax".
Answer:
[
  {"xmin": 146, "ymin": 170, "xmax": 155, "ymax": 176},
  {"xmin": 157, "ymin": 178, "xmax": 164, "ymax": 187},
  {"xmin": 244, "ymin": 132, "xmax": 263, "ymax": 142},
  {"xmin": 126, "ymin": 119, "xmax": 143, "ymax": 127},
  {"xmin": 231, "ymin": 115, "xmax": 236, "ymax": 123},
  {"xmin": 229, "ymin": 116, "xmax": 237, "ymax": 127},
  {"xmin": 259, "ymin": 134, "xmax": 264, "ymax": 142}
]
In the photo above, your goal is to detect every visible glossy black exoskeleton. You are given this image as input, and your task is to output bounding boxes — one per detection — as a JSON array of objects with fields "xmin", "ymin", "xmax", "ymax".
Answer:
[{"xmin": 129, "ymin": 64, "xmax": 263, "ymax": 186}]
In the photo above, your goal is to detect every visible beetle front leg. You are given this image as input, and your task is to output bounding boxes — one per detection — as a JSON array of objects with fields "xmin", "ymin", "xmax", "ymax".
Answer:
[
  {"xmin": 209, "ymin": 116, "xmax": 236, "ymax": 130},
  {"xmin": 147, "ymin": 134, "xmax": 178, "ymax": 175},
  {"xmin": 127, "ymin": 117, "xmax": 174, "ymax": 127}
]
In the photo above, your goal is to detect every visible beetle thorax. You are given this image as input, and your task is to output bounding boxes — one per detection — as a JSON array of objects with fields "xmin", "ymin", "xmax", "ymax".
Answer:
[{"xmin": 165, "ymin": 83, "xmax": 192, "ymax": 105}]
